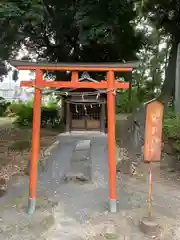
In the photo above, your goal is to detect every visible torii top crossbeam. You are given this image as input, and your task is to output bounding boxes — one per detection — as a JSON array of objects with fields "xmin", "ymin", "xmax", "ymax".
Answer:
[
  {"xmin": 9, "ymin": 59, "xmax": 138, "ymax": 215},
  {"xmin": 9, "ymin": 60, "xmax": 138, "ymax": 71},
  {"xmin": 9, "ymin": 60, "xmax": 138, "ymax": 89}
]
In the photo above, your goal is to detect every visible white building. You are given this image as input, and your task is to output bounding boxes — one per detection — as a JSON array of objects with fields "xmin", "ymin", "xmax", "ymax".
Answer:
[{"xmin": 0, "ymin": 64, "xmax": 57, "ymax": 104}]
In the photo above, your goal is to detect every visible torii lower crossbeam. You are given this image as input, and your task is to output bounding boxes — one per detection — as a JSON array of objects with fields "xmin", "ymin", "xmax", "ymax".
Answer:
[{"xmin": 10, "ymin": 61, "xmax": 136, "ymax": 215}]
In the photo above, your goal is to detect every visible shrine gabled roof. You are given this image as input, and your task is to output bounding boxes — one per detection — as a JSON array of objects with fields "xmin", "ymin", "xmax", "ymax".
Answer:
[
  {"xmin": 54, "ymin": 77, "xmax": 103, "ymax": 93},
  {"xmin": 53, "ymin": 71, "xmax": 105, "ymax": 93}
]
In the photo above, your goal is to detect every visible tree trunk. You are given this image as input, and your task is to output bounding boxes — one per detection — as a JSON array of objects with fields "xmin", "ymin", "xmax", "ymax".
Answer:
[
  {"xmin": 128, "ymin": 79, "xmax": 132, "ymax": 101},
  {"xmin": 164, "ymin": 40, "xmax": 171, "ymax": 72},
  {"xmin": 151, "ymin": 34, "xmax": 161, "ymax": 92},
  {"xmin": 158, "ymin": 38, "xmax": 179, "ymax": 103}
]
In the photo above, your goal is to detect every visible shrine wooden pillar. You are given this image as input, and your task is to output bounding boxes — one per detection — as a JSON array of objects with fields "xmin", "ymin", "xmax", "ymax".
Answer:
[
  {"xmin": 107, "ymin": 71, "xmax": 117, "ymax": 213},
  {"xmin": 100, "ymin": 102, "xmax": 105, "ymax": 133},
  {"xmin": 66, "ymin": 101, "xmax": 70, "ymax": 132},
  {"xmin": 28, "ymin": 69, "xmax": 42, "ymax": 215}
]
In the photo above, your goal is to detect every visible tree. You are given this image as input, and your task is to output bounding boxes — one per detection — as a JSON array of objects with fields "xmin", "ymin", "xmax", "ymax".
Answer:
[
  {"xmin": 0, "ymin": 0, "xmax": 143, "ymax": 80},
  {"xmin": 135, "ymin": 0, "xmax": 180, "ymax": 102},
  {"xmin": 132, "ymin": 18, "xmax": 169, "ymax": 103}
]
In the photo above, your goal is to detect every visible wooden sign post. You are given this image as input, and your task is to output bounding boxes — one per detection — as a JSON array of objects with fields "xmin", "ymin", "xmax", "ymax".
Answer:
[
  {"xmin": 144, "ymin": 100, "xmax": 164, "ymax": 163},
  {"xmin": 143, "ymin": 99, "xmax": 164, "ymax": 218}
]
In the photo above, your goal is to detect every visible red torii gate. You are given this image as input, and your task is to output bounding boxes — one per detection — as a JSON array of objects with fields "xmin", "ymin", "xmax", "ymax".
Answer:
[{"xmin": 10, "ymin": 60, "xmax": 137, "ymax": 215}]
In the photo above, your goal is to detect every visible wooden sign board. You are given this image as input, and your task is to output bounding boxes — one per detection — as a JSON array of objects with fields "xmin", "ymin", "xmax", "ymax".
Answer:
[{"xmin": 144, "ymin": 100, "xmax": 164, "ymax": 163}]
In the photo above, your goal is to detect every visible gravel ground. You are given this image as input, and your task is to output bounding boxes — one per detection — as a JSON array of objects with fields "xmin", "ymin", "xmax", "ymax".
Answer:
[{"xmin": 0, "ymin": 129, "xmax": 180, "ymax": 239}]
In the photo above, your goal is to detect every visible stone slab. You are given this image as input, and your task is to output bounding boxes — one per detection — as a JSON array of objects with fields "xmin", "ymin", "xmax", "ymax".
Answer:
[
  {"xmin": 63, "ymin": 172, "xmax": 90, "ymax": 183},
  {"xmin": 70, "ymin": 161, "xmax": 92, "ymax": 181},
  {"xmin": 63, "ymin": 139, "xmax": 92, "ymax": 183},
  {"xmin": 75, "ymin": 140, "xmax": 91, "ymax": 151},
  {"xmin": 71, "ymin": 150, "xmax": 91, "ymax": 162}
]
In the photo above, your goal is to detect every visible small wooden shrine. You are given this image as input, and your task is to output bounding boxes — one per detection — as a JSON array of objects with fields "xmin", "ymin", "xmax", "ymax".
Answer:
[{"xmin": 60, "ymin": 72, "xmax": 107, "ymax": 132}]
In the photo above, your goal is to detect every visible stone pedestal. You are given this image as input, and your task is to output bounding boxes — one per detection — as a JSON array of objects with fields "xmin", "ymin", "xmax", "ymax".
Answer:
[{"xmin": 139, "ymin": 216, "xmax": 160, "ymax": 236}]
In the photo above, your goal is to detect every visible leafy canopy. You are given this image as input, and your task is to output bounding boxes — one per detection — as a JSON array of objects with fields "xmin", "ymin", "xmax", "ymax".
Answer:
[{"xmin": 0, "ymin": 0, "xmax": 143, "ymax": 64}]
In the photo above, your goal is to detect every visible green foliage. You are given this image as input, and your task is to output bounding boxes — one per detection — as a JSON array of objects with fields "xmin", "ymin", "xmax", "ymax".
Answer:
[
  {"xmin": 43, "ymin": 97, "xmax": 58, "ymax": 109},
  {"xmin": 0, "ymin": 0, "xmax": 174, "ymax": 115},
  {"xmin": 7, "ymin": 98, "xmax": 59, "ymax": 126},
  {"xmin": 0, "ymin": 0, "xmax": 143, "ymax": 63},
  {"xmin": 162, "ymin": 109, "xmax": 180, "ymax": 150},
  {"xmin": 0, "ymin": 98, "xmax": 10, "ymax": 117},
  {"xmin": 0, "ymin": 1, "xmax": 44, "ymax": 59},
  {"xmin": 115, "ymin": 86, "xmax": 159, "ymax": 114},
  {"xmin": 135, "ymin": 0, "xmax": 180, "ymax": 101},
  {"xmin": 116, "ymin": 90, "xmax": 140, "ymax": 113},
  {"xmin": 139, "ymin": 0, "xmax": 180, "ymax": 36},
  {"xmin": 7, "ymin": 101, "xmax": 33, "ymax": 126},
  {"xmin": 133, "ymin": 19, "xmax": 169, "ymax": 101},
  {"xmin": 163, "ymin": 110, "xmax": 180, "ymax": 140}
]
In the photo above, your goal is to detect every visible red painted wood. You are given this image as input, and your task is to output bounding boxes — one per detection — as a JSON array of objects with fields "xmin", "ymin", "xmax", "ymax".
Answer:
[{"xmin": 20, "ymin": 80, "xmax": 129, "ymax": 89}]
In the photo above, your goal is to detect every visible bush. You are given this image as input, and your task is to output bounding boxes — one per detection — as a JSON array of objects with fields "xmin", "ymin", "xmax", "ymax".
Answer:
[
  {"xmin": 162, "ymin": 109, "xmax": 180, "ymax": 151},
  {"xmin": 7, "ymin": 98, "xmax": 61, "ymax": 127},
  {"xmin": 0, "ymin": 98, "xmax": 11, "ymax": 117},
  {"xmin": 163, "ymin": 110, "xmax": 180, "ymax": 140},
  {"xmin": 7, "ymin": 101, "xmax": 33, "ymax": 126}
]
